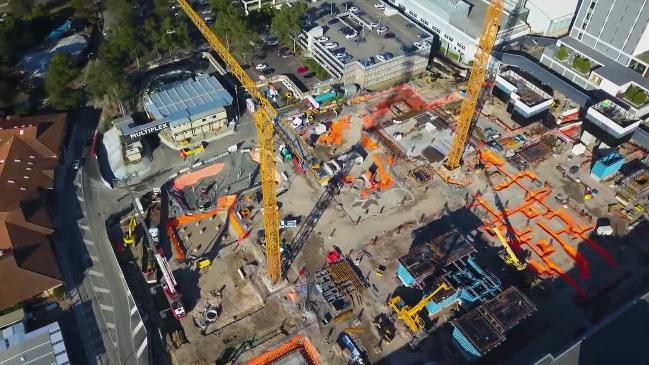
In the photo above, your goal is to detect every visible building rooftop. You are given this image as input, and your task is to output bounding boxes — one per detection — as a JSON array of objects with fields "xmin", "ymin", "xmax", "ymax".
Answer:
[
  {"xmin": 0, "ymin": 113, "xmax": 66, "ymax": 310},
  {"xmin": 453, "ymin": 287, "xmax": 535, "ymax": 356},
  {"xmin": 560, "ymin": 36, "xmax": 649, "ymax": 93},
  {"xmin": 524, "ymin": 0, "xmax": 578, "ymax": 19},
  {"xmin": 592, "ymin": 99, "xmax": 640, "ymax": 127},
  {"xmin": 143, "ymin": 75, "xmax": 233, "ymax": 126},
  {"xmin": 500, "ymin": 68, "xmax": 553, "ymax": 107},
  {"xmin": 533, "ymin": 290, "xmax": 649, "ymax": 365},
  {"xmin": 0, "ymin": 309, "xmax": 69, "ymax": 365},
  {"xmin": 399, "ymin": 229, "xmax": 476, "ymax": 282}
]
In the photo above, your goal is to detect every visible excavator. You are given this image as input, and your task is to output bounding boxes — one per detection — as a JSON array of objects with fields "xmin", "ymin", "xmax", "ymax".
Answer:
[
  {"xmin": 123, "ymin": 215, "xmax": 137, "ymax": 245},
  {"xmin": 487, "ymin": 225, "xmax": 527, "ymax": 271},
  {"xmin": 388, "ymin": 282, "xmax": 450, "ymax": 333}
]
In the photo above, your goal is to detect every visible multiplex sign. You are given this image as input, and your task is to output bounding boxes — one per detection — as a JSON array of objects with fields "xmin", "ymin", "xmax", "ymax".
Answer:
[{"xmin": 126, "ymin": 122, "xmax": 169, "ymax": 141}]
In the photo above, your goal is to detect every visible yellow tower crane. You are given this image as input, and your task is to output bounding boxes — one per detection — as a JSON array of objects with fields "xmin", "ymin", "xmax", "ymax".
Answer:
[
  {"xmin": 388, "ymin": 282, "xmax": 450, "ymax": 333},
  {"xmin": 177, "ymin": 0, "xmax": 282, "ymax": 282},
  {"xmin": 444, "ymin": 0, "xmax": 504, "ymax": 170}
]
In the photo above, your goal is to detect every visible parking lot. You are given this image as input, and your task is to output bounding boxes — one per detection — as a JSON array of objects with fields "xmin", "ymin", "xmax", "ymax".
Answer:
[{"xmin": 307, "ymin": 0, "xmax": 431, "ymax": 65}]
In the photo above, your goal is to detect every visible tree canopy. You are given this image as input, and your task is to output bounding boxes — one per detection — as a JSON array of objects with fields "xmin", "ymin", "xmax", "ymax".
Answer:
[
  {"xmin": 211, "ymin": 2, "xmax": 255, "ymax": 60},
  {"xmin": 271, "ymin": 2, "xmax": 307, "ymax": 46},
  {"xmin": 9, "ymin": 0, "xmax": 33, "ymax": 18},
  {"xmin": 44, "ymin": 53, "xmax": 83, "ymax": 110}
]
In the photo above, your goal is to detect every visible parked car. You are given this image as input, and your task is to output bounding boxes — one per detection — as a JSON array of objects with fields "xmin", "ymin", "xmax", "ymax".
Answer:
[
  {"xmin": 414, "ymin": 41, "xmax": 431, "ymax": 50},
  {"xmin": 345, "ymin": 32, "xmax": 358, "ymax": 39},
  {"xmin": 261, "ymin": 68, "xmax": 274, "ymax": 75},
  {"xmin": 374, "ymin": 2, "xmax": 385, "ymax": 9},
  {"xmin": 324, "ymin": 42, "xmax": 338, "ymax": 49},
  {"xmin": 334, "ymin": 52, "xmax": 348, "ymax": 59},
  {"xmin": 377, "ymin": 26, "xmax": 388, "ymax": 34},
  {"xmin": 316, "ymin": 36, "xmax": 329, "ymax": 42},
  {"xmin": 348, "ymin": 6, "xmax": 359, "ymax": 12},
  {"xmin": 297, "ymin": 66, "xmax": 309, "ymax": 74},
  {"xmin": 304, "ymin": 72, "xmax": 316, "ymax": 79},
  {"xmin": 418, "ymin": 32, "xmax": 430, "ymax": 39},
  {"xmin": 72, "ymin": 159, "xmax": 82, "ymax": 170},
  {"xmin": 328, "ymin": 18, "xmax": 340, "ymax": 25},
  {"xmin": 265, "ymin": 37, "xmax": 279, "ymax": 46},
  {"xmin": 514, "ymin": 134, "xmax": 527, "ymax": 143},
  {"xmin": 383, "ymin": 32, "xmax": 395, "ymax": 39},
  {"xmin": 369, "ymin": 22, "xmax": 379, "ymax": 28},
  {"xmin": 376, "ymin": 52, "xmax": 392, "ymax": 62},
  {"xmin": 255, "ymin": 63, "xmax": 269, "ymax": 70},
  {"xmin": 488, "ymin": 141, "xmax": 504, "ymax": 152}
]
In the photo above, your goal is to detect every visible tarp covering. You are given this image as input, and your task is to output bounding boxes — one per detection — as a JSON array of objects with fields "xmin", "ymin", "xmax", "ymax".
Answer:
[{"xmin": 172, "ymin": 163, "xmax": 224, "ymax": 190}]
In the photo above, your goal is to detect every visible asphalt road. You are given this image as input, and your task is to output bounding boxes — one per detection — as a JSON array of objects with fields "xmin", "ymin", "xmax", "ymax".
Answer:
[{"xmin": 53, "ymin": 107, "xmax": 149, "ymax": 365}]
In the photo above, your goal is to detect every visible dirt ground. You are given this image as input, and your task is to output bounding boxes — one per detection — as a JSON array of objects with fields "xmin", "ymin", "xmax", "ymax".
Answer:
[{"xmin": 167, "ymin": 78, "xmax": 649, "ymax": 365}]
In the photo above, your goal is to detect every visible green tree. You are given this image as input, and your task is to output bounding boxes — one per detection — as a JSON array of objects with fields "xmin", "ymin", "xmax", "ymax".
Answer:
[
  {"xmin": 99, "ymin": 40, "xmax": 127, "ymax": 66},
  {"xmin": 0, "ymin": 15, "xmax": 18, "ymax": 64},
  {"xmin": 212, "ymin": 4, "xmax": 255, "ymax": 60},
  {"xmin": 70, "ymin": 0, "xmax": 96, "ymax": 18},
  {"xmin": 209, "ymin": 0, "xmax": 232, "ymax": 15},
  {"xmin": 113, "ymin": 24, "xmax": 145, "ymax": 66},
  {"xmin": 0, "ymin": 65, "xmax": 15, "ymax": 106},
  {"xmin": 9, "ymin": 0, "xmax": 33, "ymax": 18},
  {"xmin": 555, "ymin": 45, "xmax": 568, "ymax": 61},
  {"xmin": 31, "ymin": 4, "xmax": 48, "ymax": 18},
  {"xmin": 271, "ymin": 2, "xmax": 307, "ymax": 47},
  {"xmin": 44, "ymin": 53, "xmax": 83, "ymax": 110},
  {"xmin": 86, "ymin": 60, "xmax": 133, "ymax": 103}
]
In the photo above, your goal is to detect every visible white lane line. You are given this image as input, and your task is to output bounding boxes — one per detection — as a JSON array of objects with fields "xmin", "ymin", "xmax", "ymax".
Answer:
[
  {"xmin": 136, "ymin": 338, "xmax": 148, "ymax": 358},
  {"xmin": 77, "ymin": 195, "xmax": 85, "ymax": 202},
  {"xmin": 106, "ymin": 322, "xmax": 116, "ymax": 329},
  {"xmin": 84, "ymin": 238, "xmax": 94, "ymax": 245},
  {"xmin": 100, "ymin": 304, "xmax": 114, "ymax": 312},
  {"xmin": 94, "ymin": 287, "xmax": 110, "ymax": 294},
  {"xmin": 132, "ymin": 321, "xmax": 144, "ymax": 337},
  {"xmin": 130, "ymin": 305, "xmax": 138, "ymax": 315},
  {"xmin": 88, "ymin": 270, "xmax": 104, "ymax": 277},
  {"xmin": 79, "ymin": 224, "xmax": 90, "ymax": 230},
  {"xmin": 89, "ymin": 255, "xmax": 98, "ymax": 262}
]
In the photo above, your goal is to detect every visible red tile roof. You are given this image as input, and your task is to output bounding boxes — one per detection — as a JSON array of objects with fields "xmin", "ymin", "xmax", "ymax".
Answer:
[{"xmin": 0, "ymin": 113, "xmax": 67, "ymax": 310}]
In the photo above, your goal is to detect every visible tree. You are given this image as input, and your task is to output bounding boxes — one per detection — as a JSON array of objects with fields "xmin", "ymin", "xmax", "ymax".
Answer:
[
  {"xmin": 86, "ymin": 60, "xmax": 133, "ymax": 103},
  {"xmin": 0, "ymin": 65, "xmax": 15, "ymax": 106},
  {"xmin": 9, "ymin": 0, "xmax": 33, "ymax": 18},
  {"xmin": 555, "ymin": 45, "xmax": 568, "ymax": 61},
  {"xmin": 31, "ymin": 4, "xmax": 48, "ymax": 18},
  {"xmin": 0, "ymin": 15, "xmax": 18, "ymax": 64},
  {"xmin": 113, "ymin": 24, "xmax": 145, "ymax": 67},
  {"xmin": 271, "ymin": 2, "xmax": 308, "ymax": 47},
  {"xmin": 70, "ymin": 0, "xmax": 96, "ymax": 18},
  {"xmin": 44, "ymin": 53, "xmax": 83, "ymax": 110},
  {"xmin": 212, "ymin": 4, "xmax": 255, "ymax": 60}
]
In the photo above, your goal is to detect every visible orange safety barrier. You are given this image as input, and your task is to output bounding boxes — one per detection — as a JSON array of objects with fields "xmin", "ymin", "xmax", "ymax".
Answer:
[
  {"xmin": 228, "ymin": 206, "xmax": 249, "ymax": 241},
  {"xmin": 173, "ymin": 163, "xmax": 224, "ymax": 190},
  {"xmin": 165, "ymin": 195, "xmax": 239, "ymax": 260},
  {"xmin": 537, "ymin": 219, "xmax": 590, "ymax": 280},
  {"xmin": 360, "ymin": 134, "xmax": 379, "ymax": 151},
  {"xmin": 317, "ymin": 116, "xmax": 351, "ymax": 145},
  {"xmin": 246, "ymin": 336, "xmax": 322, "ymax": 365}
]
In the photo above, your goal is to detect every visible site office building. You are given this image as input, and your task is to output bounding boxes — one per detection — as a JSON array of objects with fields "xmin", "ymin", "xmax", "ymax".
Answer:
[{"xmin": 142, "ymin": 75, "xmax": 234, "ymax": 144}]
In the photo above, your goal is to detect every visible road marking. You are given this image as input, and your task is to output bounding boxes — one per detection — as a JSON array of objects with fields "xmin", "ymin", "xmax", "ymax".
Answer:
[
  {"xmin": 84, "ymin": 238, "xmax": 94, "ymax": 245},
  {"xmin": 132, "ymin": 321, "xmax": 144, "ymax": 337},
  {"xmin": 79, "ymin": 224, "xmax": 90, "ymax": 230},
  {"xmin": 130, "ymin": 305, "xmax": 138, "ymax": 315},
  {"xmin": 89, "ymin": 255, "xmax": 98, "ymax": 262},
  {"xmin": 77, "ymin": 195, "xmax": 85, "ymax": 202},
  {"xmin": 88, "ymin": 270, "xmax": 103, "ymax": 277},
  {"xmin": 94, "ymin": 287, "xmax": 110, "ymax": 294},
  {"xmin": 136, "ymin": 338, "xmax": 148, "ymax": 358},
  {"xmin": 106, "ymin": 322, "xmax": 116, "ymax": 329},
  {"xmin": 99, "ymin": 304, "xmax": 114, "ymax": 312}
]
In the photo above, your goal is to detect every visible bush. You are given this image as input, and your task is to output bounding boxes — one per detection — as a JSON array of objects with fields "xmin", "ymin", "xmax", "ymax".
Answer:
[
  {"xmin": 626, "ymin": 85, "xmax": 647, "ymax": 105},
  {"xmin": 555, "ymin": 45, "xmax": 568, "ymax": 61},
  {"xmin": 572, "ymin": 56, "xmax": 591, "ymax": 74},
  {"xmin": 303, "ymin": 58, "xmax": 328, "ymax": 81}
]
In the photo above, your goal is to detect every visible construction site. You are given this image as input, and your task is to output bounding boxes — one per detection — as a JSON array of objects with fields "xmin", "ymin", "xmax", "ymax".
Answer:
[{"xmin": 100, "ymin": 0, "xmax": 649, "ymax": 364}]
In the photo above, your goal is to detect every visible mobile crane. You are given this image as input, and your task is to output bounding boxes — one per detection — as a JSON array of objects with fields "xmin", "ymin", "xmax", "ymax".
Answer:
[
  {"xmin": 177, "ymin": 0, "xmax": 282, "ymax": 282},
  {"xmin": 488, "ymin": 225, "xmax": 527, "ymax": 271},
  {"xmin": 445, "ymin": 0, "xmax": 504, "ymax": 170},
  {"xmin": 388, "ymin": 282, "xmax": 450, "ymax": 333}
]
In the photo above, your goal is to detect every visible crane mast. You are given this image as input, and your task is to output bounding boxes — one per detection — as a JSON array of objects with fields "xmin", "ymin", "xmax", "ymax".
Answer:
[
  {"xmin": 177, "ymin": 0, "xmax": 282, "ymax": 282},
  {"xmin": 491, "ymin": 226, "xmax": 527, "ymax": 271},
  {"xmin": 445, "ymin": 0, "xmax": 504, "ymax": 170}
]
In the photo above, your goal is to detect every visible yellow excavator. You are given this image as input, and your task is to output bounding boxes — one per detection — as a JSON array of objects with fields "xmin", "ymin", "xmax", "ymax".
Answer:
[
  {"xmin": 388, "ymin": 282, "xmax": 450, "ymax": 333},
  {"xmin": 488, "ymin": 225, "xmax": 527, "ymax": 271},
  {"xmin": 123, "ymin": 215, "xmax": 137, "ymax": 245}
]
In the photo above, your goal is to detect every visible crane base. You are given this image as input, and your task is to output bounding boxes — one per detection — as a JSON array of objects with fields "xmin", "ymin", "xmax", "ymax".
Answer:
[
  {"xmin": 261, "ymin": 275, "xmax": 288, "ymax": 294},
  {"xmin": 436, "ymin": 165, "xmax": 473, "ymax": 187}
]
